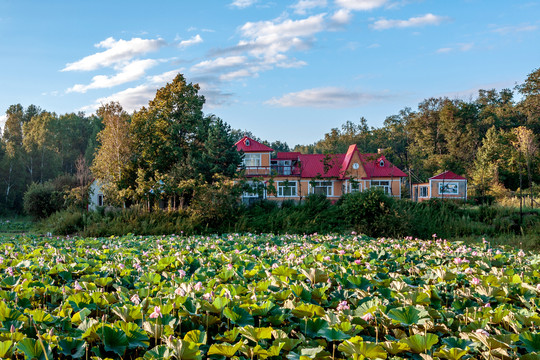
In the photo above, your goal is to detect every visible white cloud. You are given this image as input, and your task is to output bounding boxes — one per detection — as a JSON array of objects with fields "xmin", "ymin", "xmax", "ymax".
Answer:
[
  {"xmin": 62, "ymin": 37, "xmax": 165, "ymax": 72},
  {"xmin": 266, "ymin": 87, "xmax": 386, "ymax": 108},
  {"xmin": 80, "ymin": 84, "xmax": 160, "ymax": 113},
  {"xmin": 336, "ymin": 0, "xmax": 387, "ymax": 11},
  {"xmin": 291, "ymin": 0, "xmax": 327, "ymax": 15},
  {"xmin": 239, "ymin": 13, "xmax": 326, "ymax": 61},
  {"xmin": 147, "ymin": 69, "xmax": 185, "ymax": 85},
  {"xmin": 191, "ymin": 56, "xmax": 248, "ymax": 73},
  {"xmin": 492, "ymin": 24, "xmax": 538, "ymax": 35},
  {"xmin": 230, "ymin": 0, "xmax": 257, "ymax": 8},
  {"xmin": 197, "ymin": 82, "xmax": 234, "ymax": 108},
  {"xmin": 436, "ymin": 42, "xmax": 473, "ymax": 54},
  {"xmin": 371, "ymin": 13, "xmax": 447, "ymax": 30},
  {"xmin": 220, "ymin": 69, "xmax": 253, "ymax": 81},
  {"xmin": 67, "ymin": 59, "xmax": 158, "ymax": 93},
  {"xmin": 436, "ymin": 47, "xmax": 452, "ymax": 54},
  {"xmin": 178, "ymin": 34, "xmax": 203, "ymax": 48},
  {"xmin": 330, "ymin": 9, "xmax": 353, "ymax": 26}
]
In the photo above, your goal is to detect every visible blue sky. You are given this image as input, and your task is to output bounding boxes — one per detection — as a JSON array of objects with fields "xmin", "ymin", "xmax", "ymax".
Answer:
[{"xmin": 0, "ymin": 0, "xmax": 538, "ymax": 146}]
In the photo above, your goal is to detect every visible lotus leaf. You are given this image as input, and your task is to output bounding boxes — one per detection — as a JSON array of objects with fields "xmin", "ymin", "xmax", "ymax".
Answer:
[
  {"xmin": 400, "ymin": 334, "xmax": 439, "ymax": 353},
  {"xmin": 207, "ymin": 341, "xmax": 242, "ymax": 358}
]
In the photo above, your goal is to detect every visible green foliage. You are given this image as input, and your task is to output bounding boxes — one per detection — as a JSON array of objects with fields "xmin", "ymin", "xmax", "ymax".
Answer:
[
  {"xmin": 23, "ymin": 182, "xmax": 65, "ymax": 219},
  {"xmin": 339, "ymin": 188, "xmax": 402, "ymax": 237}
]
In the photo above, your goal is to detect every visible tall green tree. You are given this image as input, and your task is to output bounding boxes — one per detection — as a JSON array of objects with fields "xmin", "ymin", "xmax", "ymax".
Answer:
[
  {"xmin": 22, "ymin": 111, "xmax": 60, "ymax": 183},
  {"xmin": 0, "ymin": 104, "xmax": 26, "ymax": 209},
  {"xmin": 131, "ymin": 73, "xmax": 241, "ymax": 207}
]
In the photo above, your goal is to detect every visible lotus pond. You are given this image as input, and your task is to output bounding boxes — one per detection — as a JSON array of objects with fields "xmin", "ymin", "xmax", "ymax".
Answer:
[{"xmin": 0, "ymin": 233, "xmax": 539, "ymax": 360}]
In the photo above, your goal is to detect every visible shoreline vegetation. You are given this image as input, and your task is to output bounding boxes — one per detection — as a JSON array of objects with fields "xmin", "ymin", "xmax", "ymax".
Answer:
[{"xmin": 2, "ymin": 190, "xmax": 539, "ymax": 249}]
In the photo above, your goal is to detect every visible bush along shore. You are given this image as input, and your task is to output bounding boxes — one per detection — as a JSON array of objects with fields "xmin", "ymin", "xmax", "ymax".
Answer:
[{"xmin": 36, "ymin": 190, "xmax": 540, "ymax": 243}]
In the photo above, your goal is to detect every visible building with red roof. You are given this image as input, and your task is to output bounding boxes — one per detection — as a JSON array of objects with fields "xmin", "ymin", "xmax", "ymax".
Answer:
[
  {"xmin": 412, "ymin": 170, "xmax": 468, "ymax": 202},
  {"xmin": 235, "ymin": 137, "xmax": 407, "ymax": 202}
]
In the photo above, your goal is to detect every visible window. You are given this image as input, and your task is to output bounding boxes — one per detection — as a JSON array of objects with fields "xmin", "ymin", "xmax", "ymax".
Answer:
[
  {"xmin": 243, "ymin": 181, "xmax": 266, "ymax": 198},
  {"xmin": 271, "ymin": 160, "xmax": 292, "ymax": 175},
  {"xmin": 439, "ymin": 182, "xmax": 458, "ymax": 195},
  {"xmin": 419, "ymin": 186, "xmax": 428, "ymax": 198},
  {"xmin": 277, "ymin": 181, "xmax": 297, "ymax": 197},
  {"xmin": 97, "ymin": 194, "xmax": 104, "ymax": 207},
  {"xmin": 344, "ymin": 181, "xmax": 361, "ymax": 194},
  {"xmin": 371, "ymin": 180, "xmax": 391, "ymax": 194},
  {"xmin": 243, "ymin": 153, "xmax": 261, "ymax": 167},
  {"xmin": 309, "ymin": 181, "xmax": 333, "ymax": 196}
]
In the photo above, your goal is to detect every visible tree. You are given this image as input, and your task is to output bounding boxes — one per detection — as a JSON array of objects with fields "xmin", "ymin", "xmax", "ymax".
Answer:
[
  {"xmin": 516, "ymin": 68, "xmax": 540, "ymax": 133},
  {"xmin": 511, "ymin": 126, "xmax": 538, "ymax": 207},
  {"xmin": 22, "ymin": 111, "xmax": 60, "ymax": 183},
  {"xmin": 131, "ymin": 73, "xmax": 241, "ymax": 208},
  {"xmin": 91, "ymin": 102, "xmax": 134, "ymax": 206},
  {"xmin": 0, "ymin": 104, "xmax": 26, "ymax": 209}
]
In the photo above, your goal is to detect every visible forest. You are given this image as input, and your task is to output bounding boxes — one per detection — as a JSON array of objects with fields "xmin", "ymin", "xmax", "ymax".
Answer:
[{"xmin": 0, "ymin": 69, "xmax": 539, "ymax": 216}]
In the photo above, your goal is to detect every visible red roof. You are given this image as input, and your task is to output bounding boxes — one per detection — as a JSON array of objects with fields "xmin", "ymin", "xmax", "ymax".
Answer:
[
  {"xmin": 235, "ymin": 136, "xmax": 274, "ymax": 153},
  {"xmin": 234, "ymin": 138, "xmax": 407, "ymax": 179},
  {"xmin": 298, "ymin": 154, "xmax": 345, "ymax": 178},
  {"xmin": 360, "ymin": 154, "xmax": 407, "ymax": 178},
  {"xmin": 430, "ymin": 171, "xmax": 466, "ymax": 180},
  {"xmin": 339, "ymin": 144, "xmax": 357, "ymax": 179},
  {"xmin": 275, "ymin": 152, "xmax": 301, "ymax": 160}
]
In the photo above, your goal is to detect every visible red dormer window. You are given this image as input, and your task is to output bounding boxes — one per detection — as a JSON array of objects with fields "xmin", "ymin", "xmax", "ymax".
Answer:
[
  {"xmin": 245, "ymin": 139, "xmax": 251, "ymax": 146},
  {"xmin": 379, "ymin": 159, "xmax": 384, "ymax": 167}
]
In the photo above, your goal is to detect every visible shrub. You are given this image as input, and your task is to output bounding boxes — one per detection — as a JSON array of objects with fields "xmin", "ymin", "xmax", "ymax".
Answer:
[
  {"xmin": 23, "ymin": 182, "xmax": 65, "ymax": 219},
  {"xmin": 339, "ymin": 188, "xmax": 398, "ymax": 237}
]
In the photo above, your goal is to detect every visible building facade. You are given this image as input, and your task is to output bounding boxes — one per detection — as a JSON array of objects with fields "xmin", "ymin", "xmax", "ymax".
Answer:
[
  {"xmin": 236, "ymin": 136, "xmax": 408, "ymax": 203},
  {"xmin": 412, "ymin": 171, "xmax": 468, "ymax": 202}
]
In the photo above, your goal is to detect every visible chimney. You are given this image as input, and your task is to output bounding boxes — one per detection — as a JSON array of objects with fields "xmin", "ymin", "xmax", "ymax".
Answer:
[{"xmin": 377, "ymin": 148, "xmax": 384, "ymax": 154}]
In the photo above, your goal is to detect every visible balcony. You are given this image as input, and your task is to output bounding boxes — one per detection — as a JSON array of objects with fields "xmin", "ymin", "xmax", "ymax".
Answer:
[{"xmin": 242, "ymin": 165, "xmax": 301, "ymax": 177}]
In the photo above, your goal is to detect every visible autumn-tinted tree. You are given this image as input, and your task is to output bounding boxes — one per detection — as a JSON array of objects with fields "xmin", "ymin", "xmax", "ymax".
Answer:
[
  {"xmin": 91, "ymin": 102, "xmax": 134, "ymax": 206},
  {"xmin": 516, "ymin": 67, "xmax": 540, "ymax": 133}
]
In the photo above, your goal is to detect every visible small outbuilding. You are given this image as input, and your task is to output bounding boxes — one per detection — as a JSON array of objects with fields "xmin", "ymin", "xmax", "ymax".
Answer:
[{"xmin": 412, "ymin": 171, "xmax": 467, "ymax": 202}]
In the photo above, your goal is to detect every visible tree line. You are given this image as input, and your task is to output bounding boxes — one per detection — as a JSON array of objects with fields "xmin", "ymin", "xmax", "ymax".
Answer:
[{"xmin": 0, "ymin": 69, "xmax": 539, "ymax": 215}]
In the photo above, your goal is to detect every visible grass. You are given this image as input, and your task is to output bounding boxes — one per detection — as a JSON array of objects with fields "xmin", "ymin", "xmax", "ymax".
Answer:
[{"xmin": 0, "ymin": 216, "xmax": 35, "ymax": 235}]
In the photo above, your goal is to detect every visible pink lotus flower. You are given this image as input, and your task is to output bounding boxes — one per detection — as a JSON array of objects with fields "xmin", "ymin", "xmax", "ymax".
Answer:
[
  {"xmin": 475, "ymin": 328, "xmax": 489, "ymax": 336},
  {"xmin": 194, "ymin": 281, "xmax": 203, "ymax": 291},
  {"xmin": 484, "ymin": 303, "xmax": 491, "ymax": 308},
  {"xmin": 361, "ymin": 313, "xmax": 374, "ymax": 321},
  {"xmin": 336, "ymin": 301, "xmax": 350, "ymax": 311},
  {"xmin": 149, "ymin": 306, "xmax": 162, "ymax": 318},
  {"xmin": 130, "ymin": 294, "xmax": 140, "ymax": 304},
  {"xmin": 338, "ymin": 250, "xmax": 345, "ymax": 255},
  {"xmin": 471, "ymin": 277, "xmax": 481, "ymax": 285},
  {"xmin": 464, "ymin": 268, "xmax": 474, "ymax": 274},
  {"xmin": 354, "ymin": 259, "xmax": 362, "ymax": 265},
  {"xmin": 518, "ymin": 249, "xmax": 525, "ymax": 257},
  {"xmin": 453, "ymin": 257, "xmax": 463, "ymax": 265},
  {"xmin": 178, "ymin": 270, "xmax": 186, "ymax": 278},
  {"xmin": 175, "ymin": 287, "xmax": 186, "ymax": 296},
  {"xmin": 6, "ymin": 267, "xmax": 13, "ymax": 276},
  {"xmin": 227, "ymin": 263, "xmax": 233, "ymax": 270},
  {"xmin": 74, "ymin": 281, "xmax": 82, "ymax": 291}
]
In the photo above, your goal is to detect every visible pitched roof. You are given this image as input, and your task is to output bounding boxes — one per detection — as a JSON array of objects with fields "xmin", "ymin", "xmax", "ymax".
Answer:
[
  {"xmin": 360, "ymin": 154, "xmax": 407, "ymax": 178},
  {"xmin": 430, "ymin": 170, "xmax": 466, "ymax": 180},
  {"xmin": 235, "ymin": 136, "xmax": 274, "ymax": 153},
  {"xmin": 298, "ymin": 154, "xmax": 345, "ymax": 178},
  {"xmin": 339, "ymin": 144, "xmax": 358, "ymax": 179}
]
